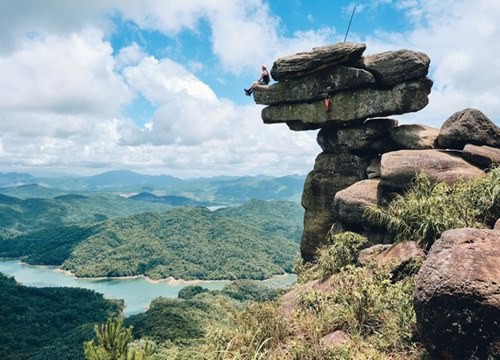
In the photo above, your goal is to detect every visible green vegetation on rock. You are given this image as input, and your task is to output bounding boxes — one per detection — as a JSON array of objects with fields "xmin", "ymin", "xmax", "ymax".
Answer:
[{"xmin": 366, "ymin": 167, "xmax": 499, "ymax": 249}]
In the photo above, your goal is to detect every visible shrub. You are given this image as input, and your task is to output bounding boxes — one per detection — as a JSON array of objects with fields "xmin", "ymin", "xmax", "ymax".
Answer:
[{"xmin": 365, "ymin": 168, "xmax": 500, "ymax": 249}]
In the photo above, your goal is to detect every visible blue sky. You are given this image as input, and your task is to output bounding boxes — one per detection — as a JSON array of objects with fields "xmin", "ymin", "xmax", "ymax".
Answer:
[{"xmin": 0, "ymin": 0, "xmax": 498, "ymax": 177}]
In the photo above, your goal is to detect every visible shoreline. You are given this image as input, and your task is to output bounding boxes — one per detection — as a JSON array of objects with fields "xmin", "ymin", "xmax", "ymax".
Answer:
[{"xmin": 3, "ymin": 258, "xmax": 293, "ymax": 285}]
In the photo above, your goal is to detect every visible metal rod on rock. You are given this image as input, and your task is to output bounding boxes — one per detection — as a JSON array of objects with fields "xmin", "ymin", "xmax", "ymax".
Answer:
[{"xmin": 344, "ymin": 5, "xmax": 357, "ymax": 42}]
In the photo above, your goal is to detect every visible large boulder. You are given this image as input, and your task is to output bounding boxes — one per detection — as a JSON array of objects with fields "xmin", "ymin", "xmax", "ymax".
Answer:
[
  {"xmin": 363, "ymin": 49, "xmax": 431, "ymax": 86},
  {"xmin": 389, "ymin": 124, "xmax": 439, "ymax": 150},
  {"xmin": 380, "ymin": 149, "xmax": 485, "ymax": 190},
  {"xmin": 317, "ymin": 119, "xmax": 398, "ymax": 153},
  {"xmin": 462, "ymin": 143, "xmax": 500, "ymax": 169},
  {"xmin": 262, "ymin": 78, "xmax": 433, "ymax": 130},
  {"xmin": 414, "ymin": 228, "xmax": 500, "ymax": 359},
  {"xmin": 270, "ymin": 42, "xmax": 366, "ymax": 81},
  {"xmin": 333, "ymin": 179, "xmax": 379, "ymax": 225},
  {"xmin": 253, "ymin": 66, "xmax": 375, "ymax": 105},
  {"xmin": 436, "ymin": 108, "xmax": 500, "ymax": 150},
  {"xmin": 301, "ymin": 152, "xmax": 369, "ymax": 261}
]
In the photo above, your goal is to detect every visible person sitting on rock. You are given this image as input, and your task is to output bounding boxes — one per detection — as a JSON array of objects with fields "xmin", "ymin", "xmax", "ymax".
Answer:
[{"xmin": 244, "ymin": 65, "xmax": 270, "ymax": 96}]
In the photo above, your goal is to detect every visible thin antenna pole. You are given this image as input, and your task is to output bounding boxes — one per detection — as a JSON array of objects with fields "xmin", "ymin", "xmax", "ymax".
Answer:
[{"xmin": 344, "ymin": 5, "xmax": 356, "ymax": 42}]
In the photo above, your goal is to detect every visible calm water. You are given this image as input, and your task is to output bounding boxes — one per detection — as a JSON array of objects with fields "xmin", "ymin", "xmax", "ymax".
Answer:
[{"xmin": 0, "ymin": 259, "xmax": 296, "ymax": 316}]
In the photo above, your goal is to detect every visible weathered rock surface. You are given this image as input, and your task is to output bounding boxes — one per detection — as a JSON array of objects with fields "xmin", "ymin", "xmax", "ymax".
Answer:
[
  {"xmin": 436, "ymin": 108, "xmax": 500, "ymax": 150},
  {"xmin": 376, "ymin": 241, "xmax": 425, "ymax": 275},
  {"xmin": 389, "ymin": 124, "xmax": 439, "ymax": 149},
  {"xmin": 333, "ymin": 179, "xmax": 379, "ymax": 225},
  {"xmin": 317, "ymin": 119, "xmax": 398, "ymax": 153},
  {"xmin": 262, "ymin": 78, "xmax": 432, "ymax": 130},
  {"xmin": 366, "ymin": 158, "xmax": 381, "ymax": 178},
  {"xmin": 363, "ymin": 49, "xmax": 430, "ymax": 86},
  {"xmin": 301, "ymin": 153, "xmax": 369, "ymax": 261},
  {"xmin": 270, "ymin": 42, "xmax": 366, "ymax": 81},
  {"xmin": 414, "ymin": 228, "xmax": 500, "ymax": 359},
  {"xmin": 253, "ymin": 66, "xmax": 375, "ymax": 105},
  {"xmin": 462, "ymin": 143, "xmax": 500, "ymax": 168},
  {"xmin": 380, "ymin": 149, "xmax": 485, "ymax": 190}
]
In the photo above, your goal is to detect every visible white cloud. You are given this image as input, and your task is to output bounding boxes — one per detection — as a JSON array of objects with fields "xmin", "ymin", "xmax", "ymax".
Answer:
[
  {"xmin": 0, "ymin": 0, "xmax": 497, "ymax": 178},
  {"xmin": 358, "ymin": 0, "xmax": 500, "ymax": 127}
]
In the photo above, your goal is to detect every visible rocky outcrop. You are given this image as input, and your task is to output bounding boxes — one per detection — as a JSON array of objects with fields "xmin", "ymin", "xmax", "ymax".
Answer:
[
  {"xmin": 262, "ymin": 78, "xmax": 432, "ymax": 130},
  {"xmin": 436, "ymin": 108, "xmax": 500, "ymax": 149},
  {"xmin": 414, "ymin": 228, "xmax": 500, "ymax": 359},
  {"xmin": 256, "ymin": 44, "xmax": 432, "ymax": 130},
  {"xmin": 255, "ymin": 42, "xmax": 498, "ymax": 269},
  {"xmin": 257, "ymin": 42, "xmax": 500, "ymax": 360}
]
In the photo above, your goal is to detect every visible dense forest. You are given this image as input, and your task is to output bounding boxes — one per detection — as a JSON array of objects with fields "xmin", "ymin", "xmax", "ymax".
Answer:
[
  {"xmin": 0, "ymin": 199, "xmax": 303, "ymax": 280},
  {"xmin": 63, "ymin": 201, "xmax": 302, "ymax": 280},
  {"xmin": 0, "ymin": 273, "xmax": 121, "ymax": 360},
  {"xmin": 0, "ymin": 192, "xmax": 171, "ymax": 239}
]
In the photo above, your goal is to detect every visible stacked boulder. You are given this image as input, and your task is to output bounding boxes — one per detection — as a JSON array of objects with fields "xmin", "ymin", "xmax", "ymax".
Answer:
[
  {"xmin": 253, "ymin": 42, "xmax": 499, "ymax": 260},
  {"xmin": 254, "ymin": 42, "xmax": 500, "ymax": 358}
]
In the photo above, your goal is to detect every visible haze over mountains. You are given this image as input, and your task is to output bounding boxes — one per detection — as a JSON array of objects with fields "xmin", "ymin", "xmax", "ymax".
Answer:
[{"xmin": 0, "ymin": 170, "xmax": 305, "ymax": 205}]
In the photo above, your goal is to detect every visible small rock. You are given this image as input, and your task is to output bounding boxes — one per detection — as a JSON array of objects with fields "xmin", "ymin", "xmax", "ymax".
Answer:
[
  {"xmin": 462, "ymin": 143, "xmax": 500, "ymax": 169},
  {"xmin": 389, "ymin": 124, "xmax": 439, "ymax": 149}
]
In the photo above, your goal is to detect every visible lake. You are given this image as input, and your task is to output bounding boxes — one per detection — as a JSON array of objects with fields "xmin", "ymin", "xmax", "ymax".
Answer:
[{"xmin": 0, "ymin": 259, "xmax": 296, "ymax": 316}]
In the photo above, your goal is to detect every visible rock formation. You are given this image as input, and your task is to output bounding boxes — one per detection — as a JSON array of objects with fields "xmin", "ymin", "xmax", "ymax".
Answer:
[
  {"xmin": 254, "ymin": 42, "xmax": 500, "ymax": 356},
  {"xmin": 254, "ymin": 42, "xmax": 499, "ymax": 261}
]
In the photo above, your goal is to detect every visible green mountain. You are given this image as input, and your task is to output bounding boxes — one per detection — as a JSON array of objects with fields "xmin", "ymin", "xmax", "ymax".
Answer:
[
  {"xmin": 0, "ymin": 192, "xmax": 172, "ymax": 239},
  {"xmin": 0, "ymin": 273, "xmax": 121, "ymax": 360},
  {"xmin": 61, "ymin": 200, "xmax": 302, "ymax": 280}
]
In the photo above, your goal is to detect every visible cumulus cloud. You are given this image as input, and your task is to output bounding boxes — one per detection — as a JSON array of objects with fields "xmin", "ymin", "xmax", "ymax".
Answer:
[
  {"xmin": 356, "ymin": 0, "xmax": 500, "ymax": 126},
  {"xmin": 0, "ymin": 0, "xmax": 497, "ymax": 177}
]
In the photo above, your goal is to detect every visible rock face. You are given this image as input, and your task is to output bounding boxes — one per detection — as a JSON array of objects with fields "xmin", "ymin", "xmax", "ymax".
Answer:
[{"xmin": 414, "ymin": 228, "xmax": 500, "ymax": 359}]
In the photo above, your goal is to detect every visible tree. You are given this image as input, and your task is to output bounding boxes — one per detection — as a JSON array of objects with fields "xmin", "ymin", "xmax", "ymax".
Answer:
[{"xmin": 84, "ymin": 318, "xmax": 153, "ymax": 360}]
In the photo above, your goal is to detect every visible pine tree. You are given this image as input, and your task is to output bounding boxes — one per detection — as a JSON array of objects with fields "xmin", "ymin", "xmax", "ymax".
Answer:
[{"xmin": 84, "ymin": 318, "xmax": 153, "ymax": 360}]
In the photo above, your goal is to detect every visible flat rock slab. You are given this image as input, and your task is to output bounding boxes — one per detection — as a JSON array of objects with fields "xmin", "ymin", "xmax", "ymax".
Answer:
[
  {"xmin": 253, "ymin": 65, "xmax": 375, "ymax": 105},
  {"xmin": 270, "ymin": 42, "xmax": 366, "ymax": 81},
  {"xmin": 414, "ymin": 228, "xmax": 500, "ymax": 359},
  {"xmin": 363, "ymin": 49, "xmax": 430, "ymax": 86},
  {"xmin": 462, "ymin": 143, "xmax": 500, "ymax": 168},
  {"xmin": 262, "ymin": 78, "xmax": 432, "ymax": 131},
  {"xmin": 380, "ymin": 149, "xmax": 485, "ymax": 190}
]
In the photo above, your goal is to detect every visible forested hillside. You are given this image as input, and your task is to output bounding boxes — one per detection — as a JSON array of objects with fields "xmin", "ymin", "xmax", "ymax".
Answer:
[
  {"xmin": 0, "ymin": 193, "xmax": 171, "ymax": 239},
  {"xmin": 63, "ymin": 200, "xmax": 302, "ymax": 280},
  {"xmin": 0, "ymin": 199, "xmax": 303, "ymax": 280},
  {"xmin": 0, "ymin": 273, "xmax": 121, "ymax": 360}
]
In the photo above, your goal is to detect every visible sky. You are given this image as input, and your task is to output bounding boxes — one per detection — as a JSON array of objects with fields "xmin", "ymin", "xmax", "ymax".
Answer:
[{"xmin": 0, "ymin": 0, "xmax": 499, "ymax": 178}]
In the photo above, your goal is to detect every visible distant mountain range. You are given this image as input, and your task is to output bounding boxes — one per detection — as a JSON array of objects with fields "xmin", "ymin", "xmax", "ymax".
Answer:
[{"xmin": 0, "ymin": 170, "xmax": 306, "ymax": 204}]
